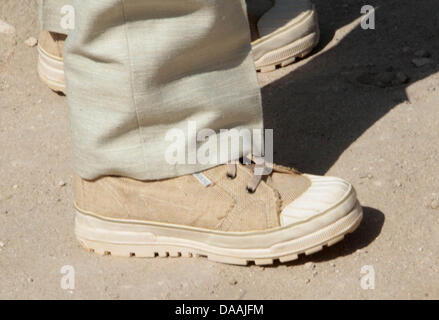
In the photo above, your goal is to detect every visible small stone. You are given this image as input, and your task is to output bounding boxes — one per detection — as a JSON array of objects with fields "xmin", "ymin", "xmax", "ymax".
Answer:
[
  {"xmin": 12, "ymin": 185, "xmax": 18, "ymax": 189},
  {"xmin": 394, "ymin": 180, "xmax": 402, "ymax": 187},
  {"xmin": 373, "ymin": 180, "xmax": 383, "ymax": 187},
  {"xmin": 330, "ymin": 262, "xmax": 336, "ymax": 267},
  {"xmin": 0, "ymin": 241, "xmax": 4, "ymax": 247},
  {"xmin": 430, "ymin": 199, "xmax": 439, "ymax": 209},
  {"xmin": 357, "ymin": 71, "xmax": 409, "ymax": 88},
  {"xmin": 376, "ymin": 71, "xmax": 395, "ymax": 87},
  {"xmin": 24, "ymin": 37, "xmax": 38, "ymax": 47},
  {"xmin": 418, "ymin": 247, "xmax": 424, "ymax": 252},
  {"xmin": 394, "ymin": 72, "xmax": 409, "ymax": 85},
  {"xmin": 428, "ymin": 87, "xmax": 436, "ymax": 92},
  {"xmin": 305, "ymin": 279, "xmax": 311, "ymax": 284},
  {"xmin": 27, "ymin": 278, "xmax": 34, "ymax": 283},
  {"xmin": 229, "ymin": 279, "xmax": 238, "ymax": 286},
  {"xmin": 356, "ymin": 72, "xmax": 375, "ymax": 86},
  {"xmin": 58, "ymin": 180, "xmax": 67, "ymax": 187},
  {"xmin": 305, "ymin": 262, "xmax": 316, "ymax": 270},
  {"xmin": 412, "ymin": 58, "xmax": 434, "ymax": 67},
  {"xmin": 312, "ymin": 270, "xmax": 318, "ymax": 277},
  {"xmin": 0, "ymin": 19, "xmax": 15, "ymax": 34},
  {"xmin": 414, "ymin": 50, "xmax": 430, "ymax": 58}
]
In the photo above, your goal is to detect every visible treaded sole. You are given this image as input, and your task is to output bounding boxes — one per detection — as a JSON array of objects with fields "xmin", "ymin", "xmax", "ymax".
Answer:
[
  {"xmin": 75, "ymin": 201, "xmax": 362, "ymax": 266},
  {"xmin": 254, "ymin": 30, "xmax": 319, "ymax": 72}
]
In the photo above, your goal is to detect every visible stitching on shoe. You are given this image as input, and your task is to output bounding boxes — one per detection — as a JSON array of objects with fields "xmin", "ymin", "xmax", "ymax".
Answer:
[
  {"xmin": 203, "ymin": 168, "xmax": 237, "ymax": 232},
  {"xmin": 263, "ymin": 181, "xmax": 282, "ymax": 228}
]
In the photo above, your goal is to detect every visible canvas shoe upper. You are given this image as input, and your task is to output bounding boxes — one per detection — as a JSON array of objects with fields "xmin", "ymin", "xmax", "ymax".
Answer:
[{"xmin": 74, "ymin": 161, "xmax": 362, "ymax": 265}]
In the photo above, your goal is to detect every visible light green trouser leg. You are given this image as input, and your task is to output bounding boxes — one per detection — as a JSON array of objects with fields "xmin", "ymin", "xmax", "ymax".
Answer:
[
  {"xmin": 65, "ymin": 0, "xmax": 263, "ymax": 180},
  {"xmin": 39, "ymin": 0, "xmax": 72, "ymax": 34}
]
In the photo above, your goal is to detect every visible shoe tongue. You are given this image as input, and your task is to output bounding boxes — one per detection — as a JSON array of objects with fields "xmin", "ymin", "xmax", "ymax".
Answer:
[
  {"xmin": 248, "ymin": 13, "xmax": 261, "ymax": 41},
  {"xmin": 246, "ymin": 0, "xmax": 275, "ymax": 41}
]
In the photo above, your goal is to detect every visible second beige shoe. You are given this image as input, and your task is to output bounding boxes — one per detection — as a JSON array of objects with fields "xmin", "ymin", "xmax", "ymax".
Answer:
[
  {"xmin": 38, "ymin": 1, "xmax": 320, "ymax": 93},
  {"xmin": 74, "ymin": 161, "xmax": 362, "ymax": 265},
  {"xmin": 37, "ymin": 31, "xmax": 67, "ymax": 94},
  {"xmin": 249, "ymin": 0, "xmax": 320, "ymax": 72}
]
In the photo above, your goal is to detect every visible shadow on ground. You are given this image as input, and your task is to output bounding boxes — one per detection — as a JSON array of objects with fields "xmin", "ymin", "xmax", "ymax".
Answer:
[
  {"xmin": 263, "ymin": 0, "xmax": 439, "ymax": 174},
  {"xmin": 252, "ymin": 207, "xmax": 385, "ymax": 267},
  {"xmin": 259, "ymin": 0, "xmax": 438, "ymax": 264},
  {"xmin": 290, "ymin": 207, "xmax": 384, "ymax": 266}
]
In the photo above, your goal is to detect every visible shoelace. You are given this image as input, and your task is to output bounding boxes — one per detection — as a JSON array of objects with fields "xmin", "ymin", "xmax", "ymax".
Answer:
[{"xmin": 226, "ymin": 156, "xmax": 274, "ymax": 194}]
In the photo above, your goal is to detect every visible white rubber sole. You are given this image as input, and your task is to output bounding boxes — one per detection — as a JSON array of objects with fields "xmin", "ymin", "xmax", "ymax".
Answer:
[
  {"xmin": 254, "ymin": 31, "xmax": 319, "ymax": 72},
  {"xmin": 253, "ymin": 8, "xmax": 320, "ymax": 72},
  {"xmin": 75, "ymin": 198, "xmax": 362, "ymax": 266},
  {"xmin": 37, "ymin": 45, "xmax": 65, "ymax": 94}
]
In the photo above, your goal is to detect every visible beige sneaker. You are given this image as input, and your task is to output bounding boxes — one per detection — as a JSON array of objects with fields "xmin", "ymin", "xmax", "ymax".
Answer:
[
  {"xmin": 37, "ymin": 1, "xmax": 319, "ymax": 92},
  {"xmin": 37, "ymin": 31, "xmax": 66, "ymax": 94},
  {"xmin": 249, "ymin": 0, "xmax": 320, "ymax": 72},
  {"xmin": 74, "ymin": 161, "xmax": 362, "ymax": 265}
]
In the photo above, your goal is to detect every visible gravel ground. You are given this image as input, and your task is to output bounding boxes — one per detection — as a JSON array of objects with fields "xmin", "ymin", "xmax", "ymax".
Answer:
[{"xmin": 0, "ymin": 0, "xmax": 438, "ymax": 299}]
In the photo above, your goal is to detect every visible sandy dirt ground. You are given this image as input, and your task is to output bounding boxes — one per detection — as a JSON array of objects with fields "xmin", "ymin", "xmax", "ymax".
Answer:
[{"xmin": 0, "ymin": 0, "xmax": 438, "ymax": 299}]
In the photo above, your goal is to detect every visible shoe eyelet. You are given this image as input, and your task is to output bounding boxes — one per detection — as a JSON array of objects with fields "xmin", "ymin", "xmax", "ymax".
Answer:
[
  {"xmin": 246, "ymin": 186, "xmax": 255, "ymax": 194},
  {"xmin": 226, "ymin": 173, "xmax": 236, "ymax": 179}
]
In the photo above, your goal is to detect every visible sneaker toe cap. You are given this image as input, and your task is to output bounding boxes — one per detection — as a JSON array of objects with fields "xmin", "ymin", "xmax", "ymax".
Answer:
[{"xmin": 280, "ymin": 175, "xmax": 355, "ymax": 226}]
